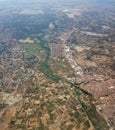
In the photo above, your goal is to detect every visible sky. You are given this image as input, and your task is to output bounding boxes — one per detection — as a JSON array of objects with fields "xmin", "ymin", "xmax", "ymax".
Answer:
[
  {"xmin": 0, "ymin": 0, "xmax": 114, "ymax": 5},
  {"xmin": 0, "ymin": 0, "xmax": 114, "ymax": 1},
  {"xmin": 0, "ymin": 0, "xmax": 114, "ymax": 2}
]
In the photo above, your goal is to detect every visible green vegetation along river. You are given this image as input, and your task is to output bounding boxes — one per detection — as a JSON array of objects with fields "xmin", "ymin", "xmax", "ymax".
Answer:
[{"xmin": 38, "ymin": 35, "xmax": 60, "ymax": 82}]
